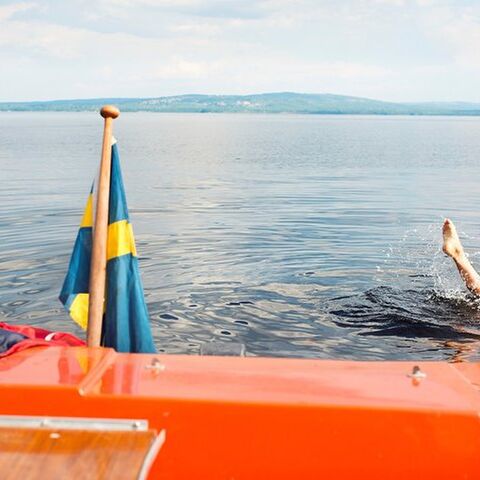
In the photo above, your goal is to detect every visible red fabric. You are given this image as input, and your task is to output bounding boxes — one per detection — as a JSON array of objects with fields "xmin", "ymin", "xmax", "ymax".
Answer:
[{"xmin": 0, "ymin": 322, "xmax": 85, "ymax": 358}]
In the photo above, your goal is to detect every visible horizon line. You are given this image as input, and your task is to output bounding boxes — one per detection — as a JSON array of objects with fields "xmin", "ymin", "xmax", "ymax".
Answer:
[{"xmin": 0, "ymin": 92, "xmax": 478, "ymax": 106}]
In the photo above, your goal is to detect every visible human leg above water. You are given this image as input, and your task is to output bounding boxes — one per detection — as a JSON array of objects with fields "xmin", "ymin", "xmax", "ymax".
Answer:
[{"xmin": 442, "ymin": 218, "xmax": 480, "ymax": 295}]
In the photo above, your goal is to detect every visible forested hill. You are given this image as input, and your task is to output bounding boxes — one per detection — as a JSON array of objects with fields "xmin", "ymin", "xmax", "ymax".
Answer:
[{"xmin": 1, "ymin": 92, "xmax": 480, "ymax": 115}]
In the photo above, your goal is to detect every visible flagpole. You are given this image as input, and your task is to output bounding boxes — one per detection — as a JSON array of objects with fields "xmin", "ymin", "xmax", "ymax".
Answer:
[{"xmin": 87, "ymin": 105, "xmax": 120, "ymax": 347}]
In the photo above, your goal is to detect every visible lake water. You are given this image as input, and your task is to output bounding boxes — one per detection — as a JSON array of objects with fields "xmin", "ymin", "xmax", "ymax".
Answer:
[{"xmin": 2, "ymin": 112, "xmax": 480, "ymax": 361}]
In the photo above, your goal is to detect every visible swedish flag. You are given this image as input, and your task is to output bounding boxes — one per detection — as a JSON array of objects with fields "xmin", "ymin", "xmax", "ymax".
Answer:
[{"xmin": 60, "ymin": 141, "xmax": 156, "ymax": 353}]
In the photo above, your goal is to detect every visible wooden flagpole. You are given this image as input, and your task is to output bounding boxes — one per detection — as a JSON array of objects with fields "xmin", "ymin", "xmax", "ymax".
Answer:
[{"xmin": 87, "ymin": 105, "xmax": 120, "ymax": 347}]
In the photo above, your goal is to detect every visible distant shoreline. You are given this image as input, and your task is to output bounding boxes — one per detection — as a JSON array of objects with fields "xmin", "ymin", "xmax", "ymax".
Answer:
[
  {"xmin": 1, "ymin": 92, "xmax": 480, "ymax": 116},
  {"xmin": 1, "ymin": 111, "xmax": 480, "ymax": 117}
]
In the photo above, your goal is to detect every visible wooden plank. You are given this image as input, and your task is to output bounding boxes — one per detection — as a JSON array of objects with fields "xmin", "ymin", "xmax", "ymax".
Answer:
[{"xmin": 0, "ymin": 427, "xmax": 162, "ymax": 480}]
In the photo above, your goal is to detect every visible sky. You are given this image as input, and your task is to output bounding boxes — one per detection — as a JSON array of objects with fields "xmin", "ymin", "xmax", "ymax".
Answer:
[{"xmin": 0, "ymin": 0, "xmax": 479, "ymax": 102}]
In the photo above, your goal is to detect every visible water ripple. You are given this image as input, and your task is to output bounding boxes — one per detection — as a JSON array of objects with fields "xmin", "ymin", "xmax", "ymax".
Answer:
[{"xmin": 2, "ymin": 113, "xmax": 480, "ymax": 361}]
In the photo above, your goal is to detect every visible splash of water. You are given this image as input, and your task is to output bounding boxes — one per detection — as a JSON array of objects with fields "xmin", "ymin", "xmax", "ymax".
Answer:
[{"xmin": 376, "ymin": 221, "xmax": 480, "ymax": 306}]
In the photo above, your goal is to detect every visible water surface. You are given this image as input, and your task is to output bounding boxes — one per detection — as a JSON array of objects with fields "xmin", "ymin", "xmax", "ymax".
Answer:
[{"xmin": 1, "ymin": 112, "xmax": 480, "ymax": 360}]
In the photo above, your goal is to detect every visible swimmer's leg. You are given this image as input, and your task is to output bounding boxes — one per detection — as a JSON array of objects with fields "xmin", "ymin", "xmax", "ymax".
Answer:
[{"xmin": 442, "ymin": 218, "xmax": 480, "ymax": 295}]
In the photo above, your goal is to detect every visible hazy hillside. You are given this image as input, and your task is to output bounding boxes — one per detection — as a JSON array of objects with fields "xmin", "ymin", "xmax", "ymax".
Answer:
[{"xmin": 1, "ymin": 92, "xmax": 480, "ymax": 115}]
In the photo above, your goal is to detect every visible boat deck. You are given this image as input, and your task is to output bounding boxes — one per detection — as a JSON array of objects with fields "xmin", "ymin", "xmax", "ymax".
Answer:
[
  {"xmin": 0, "ymin": 426, "xmax": 161, "ymax": 480},
  {"xmin": 0, "ymin": 346, "xmax": 479, "ymax": 479}
]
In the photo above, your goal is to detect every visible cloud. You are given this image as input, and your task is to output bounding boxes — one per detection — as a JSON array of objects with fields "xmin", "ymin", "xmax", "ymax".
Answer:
[
  {"xmin": 0, "ymin": 2, "xmax": 36, "ymax": 21},
  {"xmin": 102, "ymin": 0, "xmax": 202, "ymax": 5},
  {"xmin": 0, "ymin": 0, "xmax": 479, "ymax": 101},
  {"xmin": 0, "ymin": 17, "xmax": 104, "ymax": 59},
  {"xmin": 292, "ymin": 61, "xmax": 391, "ymax": 80},
  {"xmin": 149, "ymin": 58, "xmax": 216, "ymax": 80},
  {"xmin": 441, "ymin": 13, "xmax": 480, "ymax": 69},
  {"xmin": 415, "ymin": 0, "xmax": 436, "ymax": 6},
  {"xmin": 96, "ymin": 0, "xmax": 272, "ymax": 19},
  {"xmin": 372, "ymin": 0, "xmax": 405, "ymax": 6},
  {"xmin": 417, "ymin": 3, "xmax": 480, "ymax": 70},
  {"xmin": 169, "ymin": 22, "xmax": 221, "ymax": 36}
]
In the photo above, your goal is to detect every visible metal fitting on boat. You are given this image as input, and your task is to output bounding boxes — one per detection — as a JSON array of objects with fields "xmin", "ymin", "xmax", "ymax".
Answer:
[
  {"xmin": 407, "ymin": 365, "xmax": 427, "ymax": 380},
  {"xmin": 145, "ymin": 358, "xmax": 165, "ymax": 375}
]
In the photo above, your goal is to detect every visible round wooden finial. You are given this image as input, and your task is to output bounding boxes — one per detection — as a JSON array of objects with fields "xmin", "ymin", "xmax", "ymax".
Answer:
[{"xmin": 100, "ymin": 105, "xmax": 120, "ymax": 119}]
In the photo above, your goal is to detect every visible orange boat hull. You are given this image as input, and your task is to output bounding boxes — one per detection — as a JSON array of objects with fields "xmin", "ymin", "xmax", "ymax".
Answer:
[{"xmin": 0, "ymin": 346, "xmax": 479, "ymax": 479}]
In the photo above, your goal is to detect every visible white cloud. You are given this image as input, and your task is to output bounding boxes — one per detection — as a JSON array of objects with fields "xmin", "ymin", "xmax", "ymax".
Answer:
[
  {"xmin": 0, "ymin": 19, "xmax": 103, "ymax": 59},
  {"xmin": 0, "ymin": 2, "xmax": 36, "ymax": 21},
  {"xmin": 102, "ymin": 0, "xmax": 202, "ymax": 6},
  {"xmin": 308, "ymin": 62, "xmax": 391, "ymax": 79},
  {"xmin": 0, "ymin": 0, "xmax": 479, "ymax": 101},
  {"xmin": 441, "ymin": 13, "xmax": 480, "ymax": 69},
  {"xmin": 169, "ymin": 22, "xmax": 221, "ymax": 36},
  {"xmin": 372, "ymin": 0, "xmax": 406, "ymax": 6},
  {"xmin": 415, "ymin": 0, "xmax": 436, "ymax": 6},
  {"xmin": 149, "ymin": 58, "xmax": 216, "ymax": 79}
]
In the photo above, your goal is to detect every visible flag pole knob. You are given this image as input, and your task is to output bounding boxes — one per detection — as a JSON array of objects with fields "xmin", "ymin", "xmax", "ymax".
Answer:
[{"xmin": 100, "ymin": 105, "xmax": 120, "ymax": 119}]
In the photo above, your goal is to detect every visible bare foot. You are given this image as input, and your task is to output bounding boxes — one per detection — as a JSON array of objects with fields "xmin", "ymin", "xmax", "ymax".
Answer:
[{"xmin": 442, "ymin": 218, "xmax": 464, "ymax": 259}]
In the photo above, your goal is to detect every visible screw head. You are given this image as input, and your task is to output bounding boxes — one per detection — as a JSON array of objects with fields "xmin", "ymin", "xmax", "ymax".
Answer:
[{"xmin": 408, "ymin": 365, "xmax": 427, "ymax": 379}]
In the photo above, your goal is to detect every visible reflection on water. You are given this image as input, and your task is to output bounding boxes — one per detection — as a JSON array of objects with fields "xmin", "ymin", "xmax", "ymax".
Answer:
[{"xmin": 1, "ymin": 113, "xmax": 480, "ymax": 361}]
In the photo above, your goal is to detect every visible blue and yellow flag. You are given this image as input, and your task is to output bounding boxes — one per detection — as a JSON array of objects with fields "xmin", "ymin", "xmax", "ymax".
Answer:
[{"xmin": 59, "ymin": 141, "xmax": 156, "ymax": 353}]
